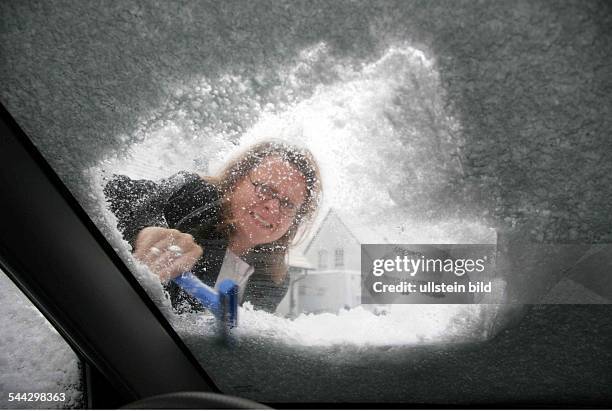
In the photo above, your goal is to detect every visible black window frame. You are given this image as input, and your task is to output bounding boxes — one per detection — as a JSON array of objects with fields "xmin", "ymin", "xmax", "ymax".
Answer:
[
  {"xmin": 334, "ymin": 248, "xmax": 344, "ymax": 269},
  {"xmin": 0, "ymin": 103, "xmax": 220, "ymax": 408}
]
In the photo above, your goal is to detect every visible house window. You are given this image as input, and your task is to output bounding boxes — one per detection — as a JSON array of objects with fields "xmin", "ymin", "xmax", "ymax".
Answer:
[
  {"xmin": 318, "ymin": 249, "xmax": 327, "ymax": 270},
  {"xmin": 334, "ymin": 248, "xmax": 344, "ymax": 268}
]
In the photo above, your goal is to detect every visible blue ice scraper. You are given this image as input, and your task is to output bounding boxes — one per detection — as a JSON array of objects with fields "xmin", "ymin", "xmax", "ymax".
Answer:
[{"xmin": 173, "ymin": 272, "xmax": 238, "ymax": 330}]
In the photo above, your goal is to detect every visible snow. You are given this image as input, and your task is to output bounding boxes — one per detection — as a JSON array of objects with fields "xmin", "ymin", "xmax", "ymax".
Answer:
[
  {"xmin": 0, "ymin": 41, "xmax": 510, "ymax": 407},
  {"xmin": 0, "ymin": 43, "xmax": 504, "ymax": 406},
  {"xmin": 0, "ymin": 270, "xmax": 82, "ymax": 409},
  {"xmin": 169, "ymin": 301, "xmax": 501, "ymax": 402},
  {"xmin": 90, "ymin": 43, "xmax": 506, "ymax": 349},
  {"xmin": 244, "ymin": 303, "xmax": 492, "ymax": 345}
]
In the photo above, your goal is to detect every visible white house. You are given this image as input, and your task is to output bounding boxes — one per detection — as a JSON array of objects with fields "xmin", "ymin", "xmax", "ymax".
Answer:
[
  {"xmin": 277, "ymin": 208, "xmax": 388, "ymax": 317},
  {"xmin": 276, "ymin": 208, "xmax": 500, "ymax": 316}
]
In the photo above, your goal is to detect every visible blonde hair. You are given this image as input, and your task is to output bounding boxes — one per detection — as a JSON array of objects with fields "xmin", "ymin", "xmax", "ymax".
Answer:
[{"xmin": 212, "ymin": 141, "xmax": 322, "ymax": 282}]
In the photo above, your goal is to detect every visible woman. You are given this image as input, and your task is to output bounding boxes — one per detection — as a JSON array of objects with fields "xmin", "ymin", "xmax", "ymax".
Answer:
[{"xmin": 104, "ymin": 141, "xmax": 321, "ymax": 313}]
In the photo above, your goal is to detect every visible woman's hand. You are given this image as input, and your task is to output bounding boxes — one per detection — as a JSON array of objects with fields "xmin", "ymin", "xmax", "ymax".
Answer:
[{"xmin": 133, "ymin": 227, "xmax": 203, "ymax": 282}]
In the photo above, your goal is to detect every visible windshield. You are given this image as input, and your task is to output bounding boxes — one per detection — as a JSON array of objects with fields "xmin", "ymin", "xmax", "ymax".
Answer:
[{"xmin": 2, "ymin": 1, "xmax": 610, "ymax": 405}]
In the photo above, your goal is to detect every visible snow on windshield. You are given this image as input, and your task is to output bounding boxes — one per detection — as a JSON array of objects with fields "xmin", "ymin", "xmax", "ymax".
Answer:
[{"xmin": 92, "ymin": 44, "xmax": 502, "ymax": 347}]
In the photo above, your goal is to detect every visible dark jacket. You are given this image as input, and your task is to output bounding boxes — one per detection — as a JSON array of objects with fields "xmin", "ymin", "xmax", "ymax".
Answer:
[{"xmin": 104, "ymin": 172, "xmax": 289, "ymax": 313}]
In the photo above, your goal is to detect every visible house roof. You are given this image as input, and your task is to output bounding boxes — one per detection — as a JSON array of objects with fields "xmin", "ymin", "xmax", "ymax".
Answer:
[
  {"xmin": 302, "ymin": 208, "xmax": 394, "ymax": 254},
  {"xmin": 287, "ymin": 250, "xmax": 316, "ymax": 269}
]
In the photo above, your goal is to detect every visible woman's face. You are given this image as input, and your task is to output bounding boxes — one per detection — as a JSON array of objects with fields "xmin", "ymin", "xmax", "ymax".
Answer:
[{"xmin": 229, "ymin": 156, "xmax": 307, "ymax": 248}]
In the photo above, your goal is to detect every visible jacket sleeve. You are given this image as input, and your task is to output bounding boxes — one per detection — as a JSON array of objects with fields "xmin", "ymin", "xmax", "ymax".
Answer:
[
  {"xmin": 104, "ymin": 172, "xmax": 228, "ymax": 313},
  {"xmin": 162, "ymin": 175, "xmax": 224, "ymax": 235},
  {"xmin": 103, "ymin": 172, "xmax": 201, "ymax": 247}
]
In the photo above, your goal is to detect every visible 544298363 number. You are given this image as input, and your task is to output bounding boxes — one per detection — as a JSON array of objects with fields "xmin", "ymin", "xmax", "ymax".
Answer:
[{"xmin": 8, "ymin": 393, "xmax": 66, "ymax": 402}]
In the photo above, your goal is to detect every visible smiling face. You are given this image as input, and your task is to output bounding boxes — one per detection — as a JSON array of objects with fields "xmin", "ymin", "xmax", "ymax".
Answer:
[{"xmin": 228, "ymin": 156, "xmax": 307, "ymax": 251}]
